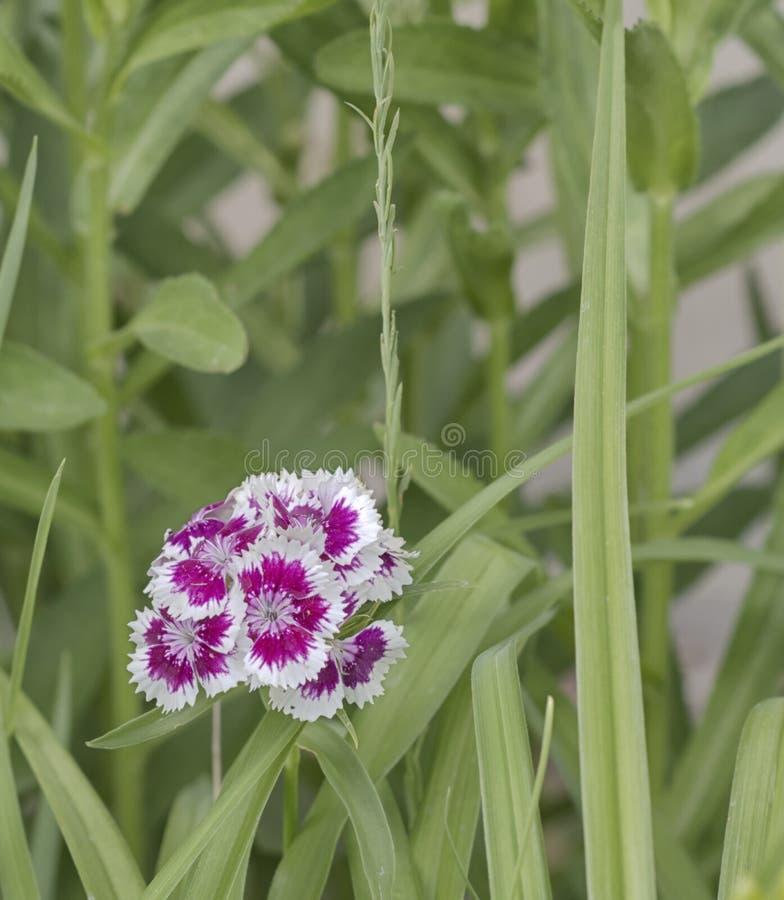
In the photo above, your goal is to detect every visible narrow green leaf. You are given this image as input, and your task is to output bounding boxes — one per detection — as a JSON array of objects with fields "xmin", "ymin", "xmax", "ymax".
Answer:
[
  {"xmin": 30, "ymin": 656, "xmax": 72, "ymax": 900},
  {"xmin": 535, "ymin": 0, "xmax": 598, "ymax": 272},
  {"xmin": 672, "ymin": 382, "xmax": 784, "ymax": 532},
  {"xmin": 268, "ymin": 536, "xmax": 533, "ymax": 900},
  {"xmin": 6, "ymin": 462, "xmax": 64, "ymax": 735},
  {"xmin": 299, "ymin": 722, "xmax": 395, "ymax": 900},
  {"xmin": 0, "ymin": 342, "xmax": 106, "ymax": 432},
  {"xmin": 676, "ymin": 174, "xmax": 784, "ymax": 286},
  {"xmin": 0, "ymin": 139, "xmax": 36, "ymax": 346},
  {"xmin": 130, "ymin": 274, "xmax": 248, "ymax": 373},
  {"xmin": 696, "ymin": 76, "xmax": 784, "ymax": 184},
  {"xmin": 741, "ymin": 8, "xmax": 784, "ymax": 91},
  {"xmin": 185, "ymin": 728, "xmax": 293, "ymax": 900},
  {"xmin": 0, "ymin": 704, "xmax": 40, "ymax": 899},
  {"xmin": 0, "ymin": 30, "xmax": 88, "ymax": 140},
  {"xmin": 0, "ymin": 447, "xmax": 101, "ymax": 545},
  {"xmin": 315, "ymin": 23, "xmax": 539, "ymax": 113},
  {"xmin": 88, "ymin": 686, "xmax": 243, "ymax": 750},
  {"xmin": 410, "ymin": 677, "xmax": 479, "ymax": 900},
  {"xmin": 625, "ymin": 23, "xmax": 698, "ymax": 194},
  {"xmin": 111, "ymin": 40, "xmax": 251, "ymax": 214},
  {"xmin": 472, "ymin": 635, "xmax": 552, "ymax": 899},
  {"xmin": 718, "ymin": 700, "xmax": 784, "ymax": 900},
  {"xmin": 144, "ymin": 710, "xmax": 301, "ymax": 900},
  {"xmin": 413, "ymin": 333, "xmax": 784, "ymax": 583},
  {"xmin": 219, "ymin": 154, "xmax": 376, "ymax": 309},
  {"xmin": 347, "ymin": 781, "xmax": 422, "ymax": 900},
  {"xmin": 119, "ymin": 0, "xmax": 327, "ymax": 77},
  {"xmin": 571, "ymin": 2, "xmax": 656, "ymax": 899},
  {"xmin": 155, "ymin": 777, "xmax": 212, "ymax": 900},
  {"xmin": 0, "ymin": 674, "xmax": 145, "ymax": 900},
  {"xmin": 666, "ymin": 479, "xmax": 784, "ymax": 845},
  {"xmin": 631, "ymin": 536, "xmax": 784, "ymax": 573}
]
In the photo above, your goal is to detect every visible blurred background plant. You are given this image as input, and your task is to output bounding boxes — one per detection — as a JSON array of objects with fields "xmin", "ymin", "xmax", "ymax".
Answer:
[{"xmin": 1, "ymin": 0, "xmax": 784, "ymax": 898}]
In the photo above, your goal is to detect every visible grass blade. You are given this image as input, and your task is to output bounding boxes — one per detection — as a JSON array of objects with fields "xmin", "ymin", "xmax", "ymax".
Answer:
[
  {"xmin": 718, "ymin": 700, "xmax": 784, "ymax": 900},
  {"xmin": 570, "ymin": 0, "xmax": 656, "ymax": 897},
  {"xmin": 144, "ymin": 710, "xmax": 301, "ymax": 900},
  {"xmin": 0, "ymin": 674, "xmax": 145, "ymax": 900},
  {"xmin": 472, "ymin": 636, "xmax": 552, "ymax": 899},
  {"xmin": 299, "ymin": 722, "xmax": 395, "ymax": 900},
  {"xmin": 6, "ymin": 461, "xmax": 64, "ymax": 736},
  {"xmin": 0, "ymin": 138, "xmax": 36, "ymax": 346},
  {"xmin": 0, "ymin": 703, "xmax": 40, "ymax": 899},
  {"xmin": 30, "ymin": 655, "xmax": 72, "ymax": 900}
]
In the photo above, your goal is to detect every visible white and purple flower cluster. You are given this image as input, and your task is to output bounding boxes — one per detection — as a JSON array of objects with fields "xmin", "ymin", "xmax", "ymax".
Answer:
[{"xmin": 128, "ymin": 469, "xmax": 414, "ymax": 721}]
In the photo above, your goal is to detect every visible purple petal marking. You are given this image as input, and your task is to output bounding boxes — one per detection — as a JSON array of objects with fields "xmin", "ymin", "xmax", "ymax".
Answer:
[
  {"xmin": 145, "ymin": 643, "xmax": 197, "ymax": 694},
  {"xmin": 268, "ymin": 657, "xmax": 344, "ymax": 722},
  {"xmin": 322, "ymin": 497, "xmax": 360, "ymax": 559},
  {"xmin": 341, "ymin": 625, "xmax": 388, "ymax": 689},
  {"xmin": 169, "ymin": 558, "xmax": 227, "ymax": 609}
]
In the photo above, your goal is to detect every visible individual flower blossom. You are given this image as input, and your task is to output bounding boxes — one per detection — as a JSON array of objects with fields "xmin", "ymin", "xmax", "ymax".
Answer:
[
  {"xmin": 353, "ymin": 528, "xmax": 416, "ymax": 604},
  {"xmin": 231, "ymin": 535, "xmax": 345, "ymax": 689},
  {"xmin": 268, "ymin": 619, "xmax": 407, "ymax": 722},
  {"xmin": 145, "ymin": 500, "xmax": 263, "ymax": 621},
  {"xmin": 128, "ymin": 603, "xmax": 246, "ymax": 712}
]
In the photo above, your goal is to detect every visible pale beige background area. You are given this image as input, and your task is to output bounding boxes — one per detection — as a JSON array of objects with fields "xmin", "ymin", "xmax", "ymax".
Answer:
[{"xmin": 209, "ymin": 2, "xmax": 784, "ymax": 713}]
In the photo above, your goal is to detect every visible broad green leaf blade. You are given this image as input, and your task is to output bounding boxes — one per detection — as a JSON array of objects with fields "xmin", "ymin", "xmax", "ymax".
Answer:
[
  {"xmin": 0, "ymin": 675, "xmax": 145, "ymax": 900},
  {"xmin": 6, "ymin": 461, "xmax": 64, "ymax": 735},
  {"xmin": 0, "ymin": 139, "xmax": 37, "ymax": 346},
  {"xmin": 30, "ymin": 656, "xmax": 72, "ymax": 900},
  {"xmin": 696, "ymin": 76, "xmax": 784, "ymax": 184},
  {"xmin": 571, "ymin": 1, "xmax": 656, "ymax": 898},
  {"xmin": 409, "ymin": 676, "xmax": 479, "ymax": 900},
  {"xmin": 122, "ymin": 429, "xmax": 248, "ymax": 506},
  {"xmin": 0, "ymin": 342, "xmax": 106, "ymax": 432},
  {"xmin": 219, "ymin": 155, "xmax": 376, "ymax": 309},
  {"xmin": 625, "ymin": 23, "xmax": 697, "ymax": 194},
  {"xmin": 0, "ymin": 704, "xmax": 40, "ymax": 899},
  {"xmin": 268, "ymin": 536, "xmax": 533, "ymax": 900},
  {"xmin": 315, "ymin": 23, "xmax": 539, "ymax": 113},
  {"xmin": 299, "ymin": 722, "xmax": 395, "ymax": 900},
  {"xmin": 88, "ymin": 686, "xmax": 242, "ymax": 750},
  {"xmin": 718, "ymin": 700, "xmax": 784, "ymax": 900},
  {"xmin": 676, "ymin": 174, "xmax": 784, "ymax": 286},
  {"xmin": 119, "ymin": 0, "xmax": 326, "ymax": 77},
  {"xmin": 472, "ymin": 637, "xmax": 552, "ymax": 900},
  {"xmin": 665, "ymin": 479, "xmax": 784, "ymax": 845},
  {"xmin": 145, "ymin": 710, "xmax": 301, "ymax": 900},
  {"xmin": 0, "ymin": 30, "xmax": 88, "ymax": 140},
  {"xmin": 111, "ymin": 40, "xmax": 251, "ymax": 214},
  {"xmin": 130, "ymin": 274, "xmax": 248, "ymax": 373}
]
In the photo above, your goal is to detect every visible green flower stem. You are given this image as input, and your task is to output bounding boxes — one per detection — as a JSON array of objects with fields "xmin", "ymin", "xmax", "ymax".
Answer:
[
  {"xmin": 487, "ymin": 316, "xmax": 511, "ymax": 464},
  {"xmin": 629, "ymin": 192, "xmax": 676, "ymax": 792},
  {"xmin": 82, "ymin": 105, "xmax": 143, "ymax": 858},
  {"xmin": 283, "ymin": 745, "xmax": 300, "ymax": 851}
]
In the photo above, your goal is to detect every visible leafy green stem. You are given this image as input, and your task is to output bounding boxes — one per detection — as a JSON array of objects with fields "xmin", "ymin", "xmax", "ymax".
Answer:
[
  {"xmin": 630, "ymin": 192, "xmax": 676, "ymax": 791},
  {"xmin": 487, "ymin": 316, "xmax": 511, "ymax": 463},
  {"xmin": 81, "ymin": 96, "xmax": 143, "ymax": 858},
  {"xmin": 283, "ymin": 745, "xmax": 300, "ymax": 851}
]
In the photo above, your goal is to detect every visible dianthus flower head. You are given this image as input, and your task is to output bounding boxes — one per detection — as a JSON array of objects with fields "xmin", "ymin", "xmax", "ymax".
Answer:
[{"xmin": 129, "ymin": 468, "xmax": 415, "ymax": 721}]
